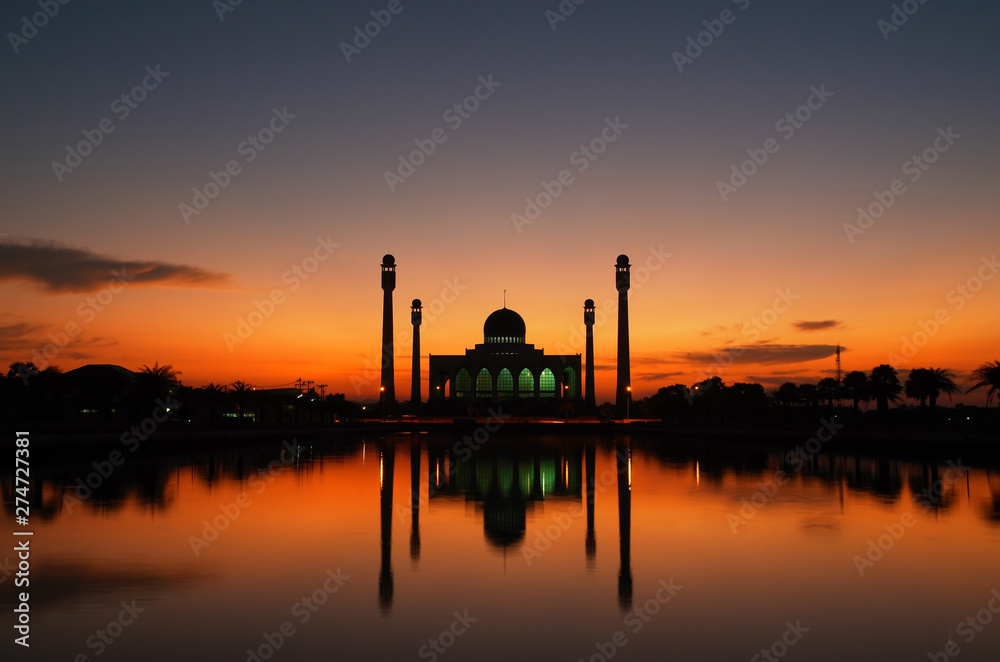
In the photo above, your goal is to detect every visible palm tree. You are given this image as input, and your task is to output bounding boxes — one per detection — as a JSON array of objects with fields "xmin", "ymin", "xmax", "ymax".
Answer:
[
  {"xmin": 230, "ymin": 380, "xmax": 254, "ymax": 419},
  {"xmin": 817, "ymin": 377, "xmax": 840, "ymax": 414},
  {"xmin": 841, "ymin": 371, "xmax": 870, "ymax": 419},
  {"xmin": 798, "ymin": 383, "xmax": 820, "ymax": 419},
  {"xmin": 200, "ymin": 382, "xmax": 228, "ymax": 422},
  {"xmin": 869, "ymin": 364, "xmax": 902, "ymax": 417},
  {"xmin": 134, "ymin": 362, "xmax": 181, "ymax": 412},
  {"xmin": 967, "ymin": 360, "xmax": 1000, "ymax": 407},
  {"xmin": 905, "ymin": 367, "xmax": 958, "ymax": 413}
]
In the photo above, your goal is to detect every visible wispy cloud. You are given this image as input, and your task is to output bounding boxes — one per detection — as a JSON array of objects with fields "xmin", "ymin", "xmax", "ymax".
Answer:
[
  {"xmin": 676, "ymin": 344, "xmax": 839, "ymax": 365},
  {"xmin": 0, "ymin": 240, "xmax": 232, "ymax": 294},
  {"xmin": 792, "ymin": 319, "xmax": 842, "ymax": 332}
]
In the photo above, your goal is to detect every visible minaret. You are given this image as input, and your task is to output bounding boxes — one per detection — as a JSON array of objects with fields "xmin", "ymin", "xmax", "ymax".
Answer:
[
  {"xmin": 380, "ymin": 255, "xmax": 396, "ymax": 409},
  {"xmin": 615, "ymin": 255, "xmax": 631, "ymax": 419},
  {"xmin": 584, "ymin": 299, "xmax": 596, "ymax": 412},
  {"xmin": 616, "ymin": 437, "xmax": 632, "ymax": 609},
  {"xmin": 410, "ymin": 299, "xmax": 422, "ymax": 413},
  {"xmin": 378, "ymin": 437, "xmax": 395, "ymax": 613}
]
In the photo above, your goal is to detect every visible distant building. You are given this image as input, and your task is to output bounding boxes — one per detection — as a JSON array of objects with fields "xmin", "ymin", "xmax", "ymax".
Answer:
[{"xmin": 428, "ymin": 307, "xmax": 582, "ymax": 402}]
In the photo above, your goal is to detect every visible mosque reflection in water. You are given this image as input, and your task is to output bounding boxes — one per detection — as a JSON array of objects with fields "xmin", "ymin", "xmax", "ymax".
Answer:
[{"xmin": 377, "ymin": 435, "xmax": 635, "ymax": 613}]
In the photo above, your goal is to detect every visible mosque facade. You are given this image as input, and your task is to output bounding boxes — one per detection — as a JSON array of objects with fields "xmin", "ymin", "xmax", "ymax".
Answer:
[{"xmin": 428, "ymin": 307, "xmax": 582, "ymax": 402}]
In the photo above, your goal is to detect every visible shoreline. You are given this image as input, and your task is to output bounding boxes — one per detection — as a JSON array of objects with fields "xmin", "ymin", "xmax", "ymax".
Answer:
[{"xmin": 10, "ymin": 418, "xmax": 998, "ymax": 463}]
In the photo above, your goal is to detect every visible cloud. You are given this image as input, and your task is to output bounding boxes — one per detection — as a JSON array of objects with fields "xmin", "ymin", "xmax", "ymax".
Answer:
[
  {"xmin": 0, "ymin": 240, "xmax": 232, "ymax": 293},
  {"xmin": 793, "ymin": 320, "xmax": 842, "ymax": 332},
  {"xmin": 676, "ymin": 344, "xmax": 840, "ymax": 366}
]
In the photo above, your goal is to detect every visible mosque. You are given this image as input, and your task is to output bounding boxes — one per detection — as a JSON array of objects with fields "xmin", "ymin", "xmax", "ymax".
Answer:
[
  {"xmin": 378, "ymin": 253, "xmax": 632, "ymax": 416},
  {"xmin": 428, "ymin": 306, "xmax": 581, "ymax": 402}
]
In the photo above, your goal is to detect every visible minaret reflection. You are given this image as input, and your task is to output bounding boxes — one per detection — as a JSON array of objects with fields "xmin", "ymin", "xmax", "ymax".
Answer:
[
  {"xmin": 617, "ymin": 437, "xmax": 632, "ymax": 610},
  {"xmin": 378, "ymin": 438, "xmax": 394, "ymax": 614},
  {"xmin": 410, "ymin": 437, "xmax": 421, "ymax": 562},
  {"xmin": 585, "ymin": 439, "xmax": 596, "ymax": 566}
]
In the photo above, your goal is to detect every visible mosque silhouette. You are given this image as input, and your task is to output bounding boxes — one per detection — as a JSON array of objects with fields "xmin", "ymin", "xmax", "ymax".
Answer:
[{"xmin": 378, "ymin": 253, "xmax": 633, "ymax": 417}]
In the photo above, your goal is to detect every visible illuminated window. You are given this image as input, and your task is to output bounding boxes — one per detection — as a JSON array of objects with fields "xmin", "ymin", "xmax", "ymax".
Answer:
[
  {"xmin": 518, "ymin": 368, "xmax": 534, "ymax": 397},
  {"xmin": 562, "ymin": 367, "xmax": 576, "ymax": 396},
  {"xmin": 497, "ymin": 368, "xmax": 513, "ymax": 397},
  {"xmin": 540, "ymin": 368, "xmax": 555, "ymax": 397},
  {"xmin": 476, "ymin": 368, "xmax": 492, "ymax": 398},
  {"xmin": 456, "ymin": 369, "xmax": 471, "ymax": 398}
]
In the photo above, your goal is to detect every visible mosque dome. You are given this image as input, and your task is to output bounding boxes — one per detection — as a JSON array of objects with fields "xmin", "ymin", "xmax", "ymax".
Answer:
[{"xmin": 483, "ymin": 307, "xmax": 526, "ymax": 344}]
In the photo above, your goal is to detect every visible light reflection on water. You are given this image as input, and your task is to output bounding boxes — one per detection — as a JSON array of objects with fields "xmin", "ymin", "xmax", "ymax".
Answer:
[{"xmin": 5, "ymin": 432, "xmax": 1000, "ymax": 661}]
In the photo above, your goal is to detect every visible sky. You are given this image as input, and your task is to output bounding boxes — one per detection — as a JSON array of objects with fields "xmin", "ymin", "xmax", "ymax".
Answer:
[{"xmin": 1, "ymin": 0, "xmax": 998, "ymax": 403}]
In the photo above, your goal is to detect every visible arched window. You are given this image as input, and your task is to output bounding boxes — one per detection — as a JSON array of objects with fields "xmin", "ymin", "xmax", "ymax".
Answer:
[
  {"xmin": 540, "ymin": 368, "xmax": 555, "ymax": 397},
  {"xmin": 476, "ymin": 368, "xmax": 492, "ymax": 398},
  {"xmin": 456, "ymin": 369, "xmax": 471, "ymax": 398},
  {"xmin": 497, "ymin": 368, "xmax": 513, "ymax": 397},
  {"xmin": 562, "ymin": 367, "xmax": 576, "ymax": 397},
  {"xmin": 518, "ymin": 368, "xmax": 534, "ymax": 397}
]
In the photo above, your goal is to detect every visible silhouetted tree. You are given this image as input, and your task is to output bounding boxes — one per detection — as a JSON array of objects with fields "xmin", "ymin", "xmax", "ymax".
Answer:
[
  {"xmin": 200, "ymin": 382, "xmax": 228, "ymax": 422},
  {"xmin": 230, "ymin": 380, "xmax": 253, "ymax": 419},
  {"xmin": 841, "ymin": 371, "xmax": 870, "ymax": 419},
  {"xmin": 817, "ymin": 377, "xmax": 840, "ymax": 415},
  {"xmin": 905, "ymin": 367, "xmax": 958, "ymax": 414},
  {"xmin": 967, "ymin": 360, "xmax": 1000, "ymax": 407},
  {"xmin": 869, "ymin": 364, "xmax": 902, "ymax": 417},
  {"xmin": 649, "ymin": 384, "xmax": 692, "ymax": 424},
  {"xmin": 798, "ymin": 383, "xmax": 820, "ymax": 420}
]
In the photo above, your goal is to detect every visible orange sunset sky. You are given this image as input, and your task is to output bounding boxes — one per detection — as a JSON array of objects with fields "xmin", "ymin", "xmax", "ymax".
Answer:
[{"xmin": 1, "ymin": 1, "xmax": 997, "ymax": 403}]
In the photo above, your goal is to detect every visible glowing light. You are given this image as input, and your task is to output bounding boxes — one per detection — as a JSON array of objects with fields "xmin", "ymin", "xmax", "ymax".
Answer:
[
  {"xmin": 379, "ymin": 452, "xmax": 384, "ymax": 491},
  {"xmin": 695, "ymin": 460, "xmax": 700, "ymax": 488},
  {"xmin": 627, "ymin": 451, "xmax": 632, "ymax": 489}
]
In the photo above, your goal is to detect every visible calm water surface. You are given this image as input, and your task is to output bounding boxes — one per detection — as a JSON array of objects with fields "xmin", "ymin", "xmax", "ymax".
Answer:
[{"xmin": 7, "ymin": 432, "xmax": 1000, "ymax": 661}]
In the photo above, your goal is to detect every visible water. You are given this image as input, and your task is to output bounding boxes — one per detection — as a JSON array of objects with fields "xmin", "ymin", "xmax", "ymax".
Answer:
[{"xmin": 7, "ymin": 432, "xmax": 1000, "ymax": 661}]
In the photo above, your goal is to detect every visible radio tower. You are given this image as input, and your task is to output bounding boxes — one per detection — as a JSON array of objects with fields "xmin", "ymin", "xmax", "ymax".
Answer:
[{"xmin": 835, "ymin": 344, "xmax": 842, "ymax": 409}]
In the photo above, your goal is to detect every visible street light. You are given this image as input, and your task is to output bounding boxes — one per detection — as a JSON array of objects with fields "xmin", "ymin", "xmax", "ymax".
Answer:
[
  {"xmin": 626, "ymin": 385, "xmax": 631, "ymax": 421},
  {"xmin": 380, "ymin": 386, "xmax": 385, "ymax": 421}
]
